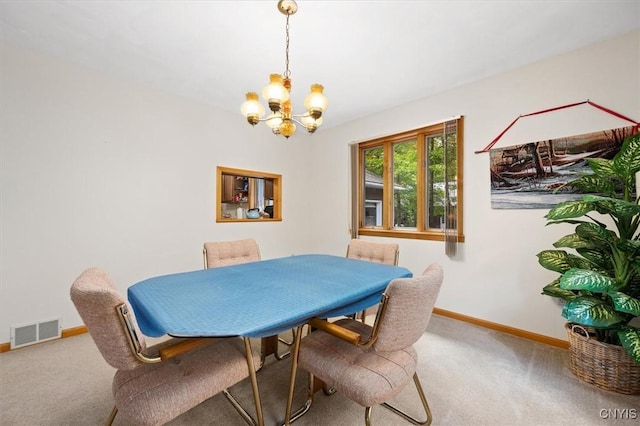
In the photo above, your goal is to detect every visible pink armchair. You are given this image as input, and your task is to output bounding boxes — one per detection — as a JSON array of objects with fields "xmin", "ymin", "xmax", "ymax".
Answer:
[
  {"xmin": 285, "ymin": 263, "xmax": 443, "ymax": 426},
  {"xmin": 70, "ymin": 267, "xmax": 261, "ymax": 426}
]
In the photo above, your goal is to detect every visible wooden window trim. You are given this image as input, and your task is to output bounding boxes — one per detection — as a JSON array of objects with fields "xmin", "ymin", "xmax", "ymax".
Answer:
[{"xmin": 356, "ymin": 118, "xmax": 465, "ymax": 242}]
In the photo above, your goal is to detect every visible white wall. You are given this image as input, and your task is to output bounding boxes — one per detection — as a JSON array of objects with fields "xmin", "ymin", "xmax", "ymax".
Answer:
[
  {"xmin": 306, "ymin": 31, "xmax": 640, "ymax": 340},
  {"xmin": 0, "ymin": 43, "xmax": 314, "ymax": 343},
  {"xmin": 1, "ymin": 31, "xmax": 638, "ymax": 345}
]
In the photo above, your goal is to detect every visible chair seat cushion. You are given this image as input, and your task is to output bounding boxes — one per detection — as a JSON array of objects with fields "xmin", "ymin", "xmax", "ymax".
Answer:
[
  {"xmin": 113, "ymin": 337, "xmax": 259, "ymax": 426},
  {"xmin": 298, "ymin": 318, "xmax": 417, "ymax": 408}
]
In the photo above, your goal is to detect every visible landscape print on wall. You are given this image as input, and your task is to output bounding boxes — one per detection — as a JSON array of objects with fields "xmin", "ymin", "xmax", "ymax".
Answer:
[{"xmin": 490, "ymin": 125, "xmax": 635, "ymax": 209}]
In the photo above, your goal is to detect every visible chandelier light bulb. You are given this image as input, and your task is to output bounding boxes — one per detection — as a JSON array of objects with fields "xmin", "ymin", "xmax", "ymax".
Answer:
[
  {"xmin": 240, "ymin": 92, "xmax": 265, "ymax": 125},
  {"xmin": 265, "ymin": 112, "xmax": 284, "ymax": 130},
  {"xmin": 301, "ymin": 113, "xmax": 323, "ymax": 133},
  {"xmin": 303, "ymin": 84, "xmax": 328, "ymax": 119},
  {"xmin": 262, "ymin": 74, "xmax": 289, "ymax": 112}
]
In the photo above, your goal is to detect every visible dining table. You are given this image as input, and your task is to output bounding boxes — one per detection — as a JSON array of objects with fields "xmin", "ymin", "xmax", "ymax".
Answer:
[{"xmin": 127, "ymin": 253, "xmax": 413, "ymax": 426}]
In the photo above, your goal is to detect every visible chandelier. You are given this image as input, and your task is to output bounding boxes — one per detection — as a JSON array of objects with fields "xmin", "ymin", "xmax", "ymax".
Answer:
[{"xmin": 241, "ymin": 0, "xmax": 328, "ymax": 138}]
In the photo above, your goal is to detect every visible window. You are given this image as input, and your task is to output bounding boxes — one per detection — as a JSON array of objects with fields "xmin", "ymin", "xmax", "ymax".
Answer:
[{"xmin": 355, "ymin": 117, "xmax": 464, "ymax": 241}]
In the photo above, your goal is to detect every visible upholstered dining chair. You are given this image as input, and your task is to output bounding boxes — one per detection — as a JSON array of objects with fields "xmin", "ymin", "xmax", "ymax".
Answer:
[
  {"xmin": 203, "ymin": 238, "xmax": 291, "ymax": 361},
  {"xmin": 285, "ymin": 263, "xmax": 443, "ymax": 426},
  {"xmin": 203, "ymin": 238, "xmax": 261, "ymax": 268},
  {"xmin": 346, "ymin": 239, "xmax": 400, "ymax": 321},
  {"xmin": 346, "ymin": 239, "xmax": 399, "ymax": 266},
  {"xmin": 70, "ymin": 267, "xmax": 261, "ymax": 426}
]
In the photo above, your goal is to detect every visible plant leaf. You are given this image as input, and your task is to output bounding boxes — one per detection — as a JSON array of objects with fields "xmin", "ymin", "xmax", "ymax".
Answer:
[
  {"xmin": 564, "ymin": 173, "xmax": 616, "ymax": 195},
  {"xmin": 545, "ymin": 200, "xmax": 596, "ymax": 220},
  {"xmin": 562, "ymin": 296, "xmax": 625, "ymax": 328},
  {"xmin": 627, "ymin": 269, "xmax": 640, "ymax": 299},
  {"xmin": 619, "ymin": 238, "xmax": 640, "ymax": 254},
  {"xmin": 613, "ymin": 132, "xmax": 640, "ymax": 182},
  {"xmin": 566, "ymin": 254, "xmax": 598, "ymax": 271},
  {"xmin": 610, "ymin": 291, "xmax": 640, "ymax": 316},
  {"xmin": 617, "ymin": 326, "xmax": 640, "ymax": 365},
  {"xmin": 553, "ymin": 233, "xmax": 592, "ymax": 249},
  {"xmin": 559, "ymin": 268, "xmax": 621, "ymax": 292},
  {"xmin": 537, "ymin": 251, "xmax": 592, "ymax": 273},
  {"xmin": 537, "ymin": 250, "xmax": 571, "ymax": 273},
  {"xmin": 575, "ymin": 247, "xmax": 610, "ymax": 270},
  {"xmin": 583, "ymin": 195, "xmax": 640, "ymax": 218},
  {"xmin": 575, "ymin": 222, "xmax": 615, "ymax": 246},
  {"xmin": 542, "ymin": 279, "xmax": 576, "ymax": 300},
  {"xmin": 586, "ymin": 157, "xmax": 615, "ymax": 176}
]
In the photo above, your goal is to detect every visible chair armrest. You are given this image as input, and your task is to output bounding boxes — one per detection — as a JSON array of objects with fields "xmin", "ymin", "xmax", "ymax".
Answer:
[
  {"xmin": 308, "ymin": 318, "xmax": 361, "ymax": 345},
  {"xmin": 159, "ymin": 338, "xmax": 218, "ymax": 360}
]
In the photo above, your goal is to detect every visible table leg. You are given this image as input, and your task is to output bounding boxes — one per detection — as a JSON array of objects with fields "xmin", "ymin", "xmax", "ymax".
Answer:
[{"xmin": 244, "ymin": 337, "xmax": 264, "ymax": 426}]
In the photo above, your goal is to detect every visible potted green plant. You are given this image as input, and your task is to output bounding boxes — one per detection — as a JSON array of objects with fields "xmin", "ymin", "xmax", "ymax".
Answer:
[{"xmin": 537, "ymin": 132, "xmax": 640, "ymax": 394}]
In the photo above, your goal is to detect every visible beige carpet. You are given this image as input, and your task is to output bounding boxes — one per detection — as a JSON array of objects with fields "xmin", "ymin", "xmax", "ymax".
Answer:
[{"xmin": 1, "ymin": 315, "xmax": 639, "ymax": 426}]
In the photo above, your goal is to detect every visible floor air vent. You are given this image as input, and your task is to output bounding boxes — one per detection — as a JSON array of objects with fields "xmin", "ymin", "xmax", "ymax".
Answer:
[{"xmin": 10, "ymin": 318, "xmax": 61, "ymax": 349}]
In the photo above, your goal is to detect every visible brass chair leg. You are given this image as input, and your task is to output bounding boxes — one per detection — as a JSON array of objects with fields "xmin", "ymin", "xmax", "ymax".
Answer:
[
  {"xmin": 260, "ymin": 336, "xmax": 291, "ymax": 363},
  {"xmin": 348, "ymin": 310, "xmax": 368, "ymax": 323},
  {"xmin": 244, "ymin": 337, "xmax": 265, "ymax": 426},
  {"xmin": 281, "ymin": 325, "xmax": 315, "ymax": 426},
  {"xmin": 322, "ymin": 384, "xmax": 337, "ymax": 395},
  {"xmin": 282, "ymin": 372, "xmax": 315, "ymax": 425},
  {"xmin": 278, "ymin": 333, "xmax": 294, "ymax": 346},
  {"xmin": 381, "ymin": 373, "xmax": 432, "ymax": 425},
  {"xmin": 274, "ymin": 350, "xmax": 291, "ymax": 360},
  {"xmin": 276, "ymin": 328, "xmax": 295, "ymax": 359},
  {"xmin": 365, "ymin": 406, "xmax": 373, "ymax": 426},
  {"xmin": 223, "ymin": 389, "xmax": 258, "ymax": 426},
  {"xmin": 106, "ymin": 406, "xmax": 118, "ymax": 426},
  {"xmin": 274, "ymin": 339, "xmax": 292, "ymax": 360}
]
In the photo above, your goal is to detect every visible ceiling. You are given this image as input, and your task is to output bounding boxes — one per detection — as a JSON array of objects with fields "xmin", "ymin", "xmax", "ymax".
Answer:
[{"xmin": 1, "ymin": 1, "xmax": 639, "ymax": 129}]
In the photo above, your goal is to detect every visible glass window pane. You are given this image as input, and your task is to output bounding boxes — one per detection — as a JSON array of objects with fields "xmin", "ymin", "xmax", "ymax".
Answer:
[
  {"xmin": 363, "ymin": 146, "xmax": 384, "ymax": 227},
  {"xmin": 392, "ymin": 140, "xmax": 417, "ymax": 229},
  {"xmin": 426, "ymin": 134, "xmax": 445, "ymax": 230}
]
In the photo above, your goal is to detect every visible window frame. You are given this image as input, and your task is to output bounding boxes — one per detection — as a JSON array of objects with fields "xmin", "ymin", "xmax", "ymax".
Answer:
[
  {"xmin": 216, "ymin": 166, "xmax": 282, "ymax": 222},
  {"xmin": 356, "ymin": 118, "xmax": 465, "ymax": 242}
]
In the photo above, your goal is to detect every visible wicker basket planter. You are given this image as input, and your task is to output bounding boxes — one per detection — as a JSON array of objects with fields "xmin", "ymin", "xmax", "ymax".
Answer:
[{"xmin": 566, "ymin": 323, "xmax": 640, "ymax": 395}]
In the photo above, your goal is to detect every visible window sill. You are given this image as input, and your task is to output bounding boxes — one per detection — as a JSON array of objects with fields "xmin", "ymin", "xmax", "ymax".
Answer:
[
  {"xmin": 216, "ymin": 218, "xmax": 282, "ymax": 223},
  {"xmin": 359, "ymin": 228, "xmax": 465, "ymax": 242}
]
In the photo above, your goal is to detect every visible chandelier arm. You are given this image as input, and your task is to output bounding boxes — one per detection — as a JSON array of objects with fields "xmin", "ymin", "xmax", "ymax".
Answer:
[
  {"xmin": 289, "ymin": 116, "xmax": 306, "ymax": 127},
  {"xmin": 256, "ymin": 116, "xmax": 279, "ymax": 123},
  {"xmin": 253, "ymin": 114, "xmax": 302, "ymax": 125}
]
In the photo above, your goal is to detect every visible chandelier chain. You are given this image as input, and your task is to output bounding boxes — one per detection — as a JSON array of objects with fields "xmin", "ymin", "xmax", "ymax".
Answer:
[{"xmin": 284, "ymin": 13, "xmax": 291, "ymax": 78}]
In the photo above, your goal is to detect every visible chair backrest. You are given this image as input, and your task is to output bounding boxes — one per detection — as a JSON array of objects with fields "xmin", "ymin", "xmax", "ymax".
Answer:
[
  {"xmin": 70, "ymin": 267, "xmax": 146, "ymax": 370},
  {"xmin": 373, "ymin": 263, "xmax": 443, "ymax": 352},
  {"xmin": 203, "ymin": 238, "xmax": 261, "ymax": 268},
  {"xmin": 346, "ymin": 239, "xmax": 399, "ymax": 266}
]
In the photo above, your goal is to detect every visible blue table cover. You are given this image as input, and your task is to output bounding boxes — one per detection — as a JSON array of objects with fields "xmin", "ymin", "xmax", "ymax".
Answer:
[{"xmin": 127, "ymin": 254, "xmax": 412, "ymax": 338}]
